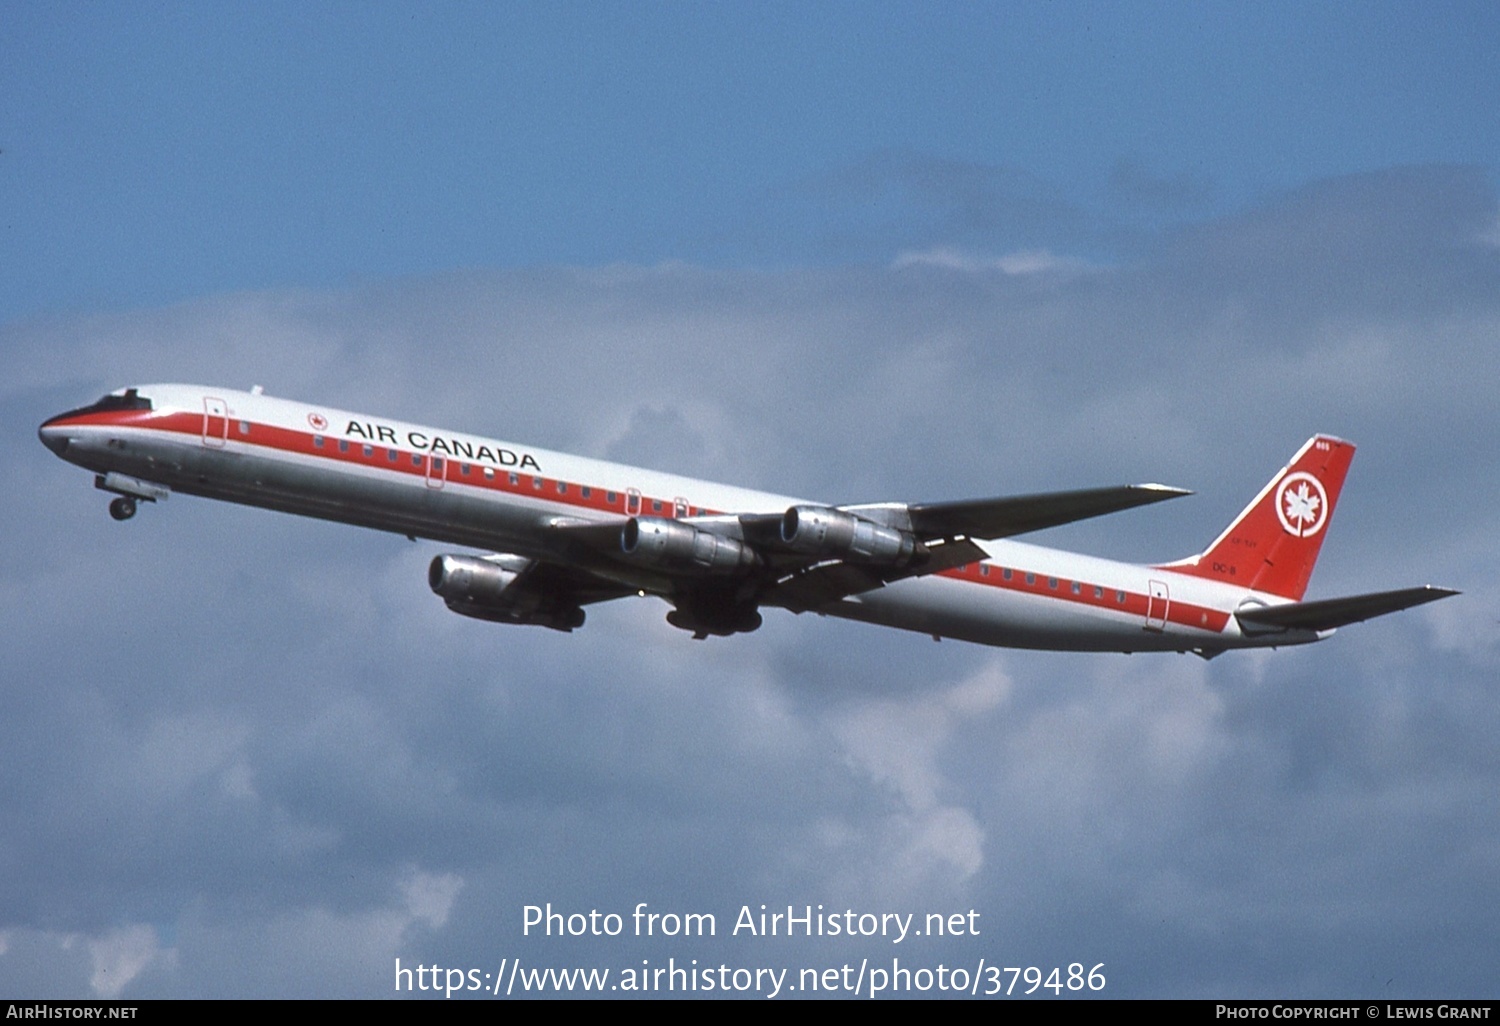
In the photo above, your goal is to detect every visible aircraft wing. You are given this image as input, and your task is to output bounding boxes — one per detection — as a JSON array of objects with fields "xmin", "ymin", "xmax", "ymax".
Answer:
[
  {"xmin": 764, "ymin": 484, "xmax": 1191, "ymax": 611},
  {"xmin": 1235, "ymin": 585, "xmax": 1459, "ymax": 632},
  {"xmin": 545, "ymin": 485, "xmax": 1194, "ymax": 620},
  {"xmin": 844, "ymin": 483, "xmax": 1192, "ymax": 542}
]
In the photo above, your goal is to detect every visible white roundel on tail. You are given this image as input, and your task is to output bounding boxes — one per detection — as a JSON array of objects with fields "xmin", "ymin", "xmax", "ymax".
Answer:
[{"xmin": 1276, "ymin": 471, "xmax": 1328, "ymax": 537}]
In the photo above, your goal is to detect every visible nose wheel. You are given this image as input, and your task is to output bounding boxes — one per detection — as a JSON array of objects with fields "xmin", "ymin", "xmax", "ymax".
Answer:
[{"xmin": 108, "ymin": 496, "xmax": 137, "ymax": 521}]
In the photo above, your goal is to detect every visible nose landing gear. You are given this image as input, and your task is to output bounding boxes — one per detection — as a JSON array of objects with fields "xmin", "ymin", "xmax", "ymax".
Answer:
[{"xmin": 94, "ymin": 473, "xmax": 167, "ymax": 520}]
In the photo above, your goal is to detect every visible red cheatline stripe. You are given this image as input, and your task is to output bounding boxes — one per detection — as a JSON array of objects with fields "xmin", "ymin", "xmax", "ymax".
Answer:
[{"xmin": 936, "ymin": 562, "xmax": 1230, "ymax": 633}]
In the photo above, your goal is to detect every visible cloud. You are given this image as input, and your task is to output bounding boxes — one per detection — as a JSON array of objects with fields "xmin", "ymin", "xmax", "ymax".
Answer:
[
  {"xmin": 87, "ymin": 926, "xmax": 163, "ymax": 999},
  {"xmin": 721, "ymin": 150, "xmax": 1136, "ymax": 266},
  {"xmin": 827, "ymin": 661, "xmax": 1012, "ymax": 887},
  {"xmin": 891, "ymin": 246, "xmax": 1095, "ymax": 276}
]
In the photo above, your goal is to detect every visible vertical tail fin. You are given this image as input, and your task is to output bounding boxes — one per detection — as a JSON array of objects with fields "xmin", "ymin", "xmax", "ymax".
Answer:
[{"xmin": 1160, "ymin": 435, "xmax": 1355, "ymax": 600}]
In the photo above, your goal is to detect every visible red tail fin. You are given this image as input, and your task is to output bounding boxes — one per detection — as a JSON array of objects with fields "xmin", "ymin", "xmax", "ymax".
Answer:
[{"xmin": 1161, "ymin": 435, "xmax": 1355, "ymax": 600}]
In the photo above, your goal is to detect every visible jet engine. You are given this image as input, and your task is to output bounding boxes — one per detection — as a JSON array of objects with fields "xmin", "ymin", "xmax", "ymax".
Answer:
[
  {"xmin": 428, "ymin": 553, "xmax": 585, "ymax": 631},
  {"xmin": 620, "ymin": 517, "xmax": 759, "ymax": 573},
  {"xmin": 779, "ymin": 505, "xmax": 921, "ymax": 565}
]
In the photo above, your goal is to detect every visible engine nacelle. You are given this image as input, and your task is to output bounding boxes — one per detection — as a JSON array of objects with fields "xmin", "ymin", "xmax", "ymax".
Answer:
[
  {"xmin": 780, "ymin": 505, "xmax": 920, "ymax": 565},
  {"xmin": 620, "ymin": 517, "xmax": 759, "ymax": 573},
  {"xmin": 429, "ymin": 553, "xmax": 527, "ymax": 604},
  {"xmin": 428, "ymin": 553, "xmax": 585, "ymax": 631}
]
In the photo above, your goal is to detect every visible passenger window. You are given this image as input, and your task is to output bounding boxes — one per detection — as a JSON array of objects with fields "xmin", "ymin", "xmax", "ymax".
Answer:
[
  {"xmin": 1025, "ymin": 573, "xmax": 1036, "ymax": 585},
  {"xmin": 314, "ymin": 436, "xmax": 324, "ymax": 448},
  {"xmin": 363, "ymin": 444, "xmax": 373, "ymax": 457},
  {"xmin": 238, "ymin": 421, "xmax": 250, "ymax": 435},
  {"xmin": 1071, "ymin": 581, "xmax": 1081, "ymax": 594},
  {"xmin": 387, "ymin": 450, "xmax": 397, "ymax": 462},
  {"xmin": 339, "ymin": 439, "xmax": 349, "ymax": 453},
  {"xmin": 1116, "ymin": 591, "xmax": 1126, "ymax": 604},
  {"xmin": 1002, "ymin": 567, "xmax": 1012, "ymax": 581},
  {"xmin": 557, "ymin": 481, "xmax": 567, "ymax": 494}
]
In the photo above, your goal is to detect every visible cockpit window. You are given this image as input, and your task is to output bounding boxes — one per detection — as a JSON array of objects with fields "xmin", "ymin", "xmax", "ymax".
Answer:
[
  {"xmin": 94, "ymin": 388, "xmax": 153, "ymax": 411},
  {"xmin": 52, "ymin": 388, "xmax": 154, "ymax": 421}
]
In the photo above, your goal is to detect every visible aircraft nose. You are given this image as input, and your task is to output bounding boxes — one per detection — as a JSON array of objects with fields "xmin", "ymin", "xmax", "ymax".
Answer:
[{"xmin": 38, "ymin": 417, "xmax": 72, "ymax": 456}]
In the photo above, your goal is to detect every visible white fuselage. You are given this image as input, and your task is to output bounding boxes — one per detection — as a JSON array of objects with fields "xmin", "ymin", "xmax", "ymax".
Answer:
[{"xmin": 39, "ymin": 384, "xmax": 1321, "ymax": 654}]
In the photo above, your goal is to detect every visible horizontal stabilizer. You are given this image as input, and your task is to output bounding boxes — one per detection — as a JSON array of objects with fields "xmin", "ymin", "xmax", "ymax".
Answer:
[
  {"xmin": 1235, "ymin": 586, "xmax": 1458, "ymax": 632},
  {"xmin": 851, "ymin": 484, "xmax": 1191, "ymax": 542}
]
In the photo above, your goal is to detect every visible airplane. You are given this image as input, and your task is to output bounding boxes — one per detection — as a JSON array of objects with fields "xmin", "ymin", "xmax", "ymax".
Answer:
[{"xmin": 38, "ymin": 384, "xmax": 1456, "ymax": 657}]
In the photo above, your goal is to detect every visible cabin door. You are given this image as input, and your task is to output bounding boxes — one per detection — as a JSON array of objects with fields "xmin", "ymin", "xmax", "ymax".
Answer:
[
  {"xmin": 1145, "ymin": 579, "xmax": 1170, "ymax": 632},
  {"xmin": 202, "ymin": 397, "xmax": 228, "ymax": 447}
]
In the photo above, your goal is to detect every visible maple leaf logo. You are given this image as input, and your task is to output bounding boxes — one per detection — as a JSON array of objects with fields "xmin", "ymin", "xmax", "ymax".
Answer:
[
  {"xmin": 1284, "ymin": 482, "xmax": 1320, "ymax": 526},
  {"xmin": 1275, "ymin": 472, "xmax": 1329, "ymax": 538}
]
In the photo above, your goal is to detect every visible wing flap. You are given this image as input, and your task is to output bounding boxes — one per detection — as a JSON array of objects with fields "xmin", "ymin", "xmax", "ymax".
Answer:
[
  {"xmin": 510, "ymin": 558, "xmax": 640, "ymax": 607},
  {"xmin": 1235, "ymin": 586, "xmax": 1458, "ymax": 631},
  {"xmin": 769, "ymin": 562, "xmax": 888, "ymax": 612},
  {"xmin": 767, "ymin": 537, "xmax": 988, "ymax": 612}
]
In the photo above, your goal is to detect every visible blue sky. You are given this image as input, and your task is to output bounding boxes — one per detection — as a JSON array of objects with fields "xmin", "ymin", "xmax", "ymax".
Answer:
[
  {"xmin": 4, "ymin": 2, "xmax": 1499, "ymax": 999},
  {"xmin": 7, "ymin": 3, "xmax": 1497, "ymax": 312}
]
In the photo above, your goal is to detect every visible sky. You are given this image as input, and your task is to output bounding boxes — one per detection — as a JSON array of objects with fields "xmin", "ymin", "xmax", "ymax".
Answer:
[{"xmin": 4, "ymin": 1, "xmax": 1499, "ymax": 1000}]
